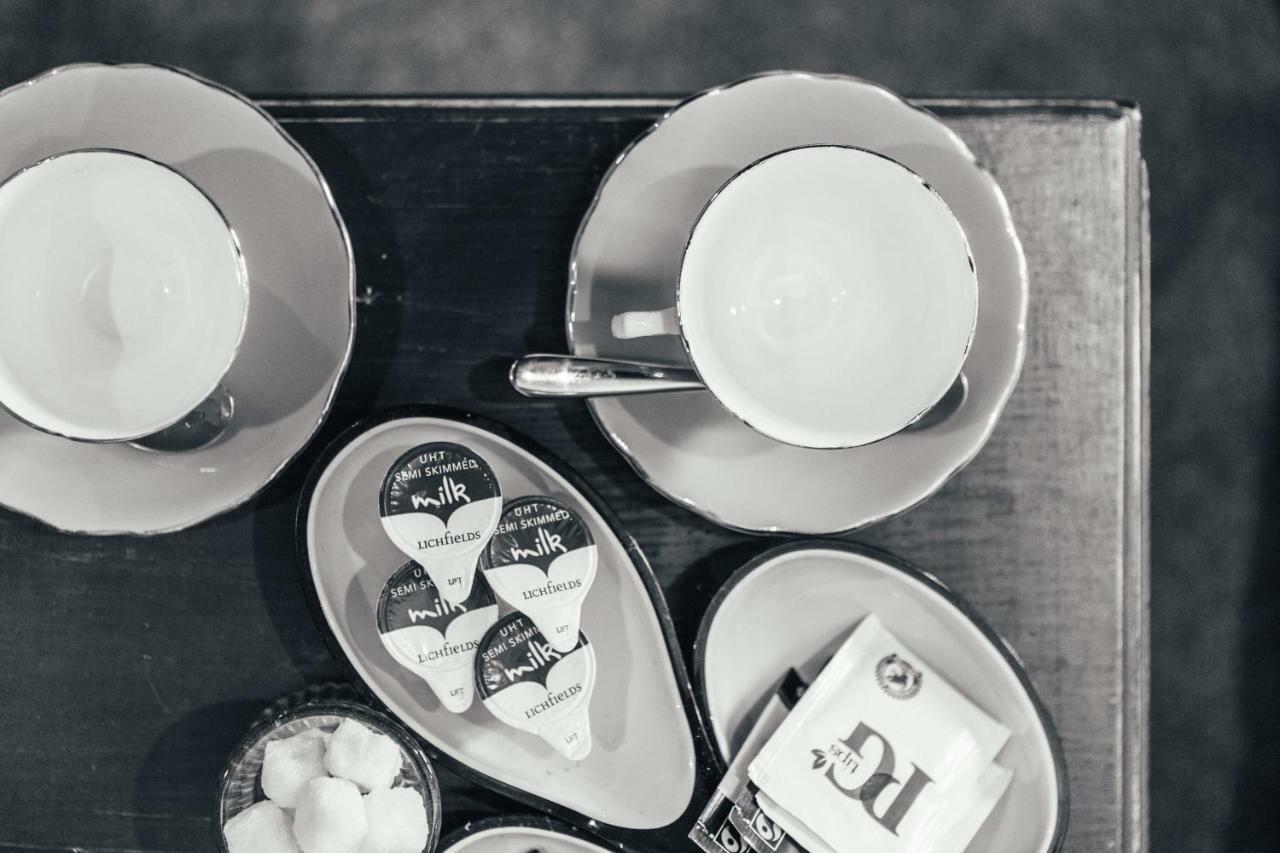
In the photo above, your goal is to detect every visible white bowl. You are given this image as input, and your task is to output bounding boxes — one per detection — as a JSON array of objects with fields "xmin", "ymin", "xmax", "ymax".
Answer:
[
  {"xmin": 694, "ymin": 541, "xmax": 1068, "ymax": 851},
  {"xmin": 217, "ymin": 699, "xmax": 442, "ymax": 853}
]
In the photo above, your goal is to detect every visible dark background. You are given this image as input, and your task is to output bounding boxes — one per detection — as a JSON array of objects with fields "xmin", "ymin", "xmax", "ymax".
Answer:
[{"xmin": 1, "ymin": 1, "xmax": 1277, "ymax": 851}]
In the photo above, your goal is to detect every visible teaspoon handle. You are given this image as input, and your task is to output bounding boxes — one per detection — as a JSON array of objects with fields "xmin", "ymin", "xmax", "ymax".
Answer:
[{"xmin": 510, "ymin": 354, "xmax": 705, "ymax": 398}]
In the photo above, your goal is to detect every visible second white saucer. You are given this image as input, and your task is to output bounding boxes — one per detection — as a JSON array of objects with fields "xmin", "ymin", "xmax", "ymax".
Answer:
[{"xmin": 567, "ymin": 71, "xmax": 1027, "ymax": 534}]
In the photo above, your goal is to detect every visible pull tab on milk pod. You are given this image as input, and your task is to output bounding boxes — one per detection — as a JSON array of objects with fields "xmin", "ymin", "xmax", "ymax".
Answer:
[
  {"xmin": 475, "ymin": 612, "xmax": 596, "ymax": 761},
  {"xmin": 377, "ymin": 561, "xmax": 500, "ymax": 713},
  {"xmin": 482, "ymin": 495, "xmax": 598, "ymax": 653},
  {"xmin": 380, "ymin": 442, "xmax": 501, "ymax": 604}
]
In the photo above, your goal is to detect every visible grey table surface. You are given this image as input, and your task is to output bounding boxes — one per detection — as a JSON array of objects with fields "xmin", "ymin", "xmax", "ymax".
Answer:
[
  {"xmin": 0, "ymin": 96, "xmax": 1147, "ymax": 852},
  {"xmin": 874, "ymin": 98, "xmax": 1149, "ymax": 853}
]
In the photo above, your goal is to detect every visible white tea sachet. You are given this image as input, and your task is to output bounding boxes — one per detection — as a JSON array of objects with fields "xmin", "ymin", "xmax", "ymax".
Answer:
[{"xmin": 748, "ymin": 614, "xmax": 1012, "ymax": 853}]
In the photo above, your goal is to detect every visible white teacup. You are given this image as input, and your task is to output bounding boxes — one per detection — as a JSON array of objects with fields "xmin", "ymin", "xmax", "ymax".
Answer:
[
  {"xmin": 0, "ymin": 149, "xmax": 249, "ymax": 443},
  {"xmin": 611, "ymin": 145, "xmax": 978, "ymax": 449}
]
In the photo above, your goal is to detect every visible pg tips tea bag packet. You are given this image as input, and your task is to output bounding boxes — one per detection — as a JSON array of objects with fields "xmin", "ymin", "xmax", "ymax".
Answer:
[
  {"xmin": 379, "ymin": 442, "xmax": 502, "ymax": 604},
  {"xmin": 376, "ymin": 561, "xmax": 499, "ymax": 713},
  {"xmin": 481, "ymin": 495, "xmax": 598, "ymax": 653},
  {"xmin": 748, "ymin": 614, "xmax": 1012, "ymax": 853}
]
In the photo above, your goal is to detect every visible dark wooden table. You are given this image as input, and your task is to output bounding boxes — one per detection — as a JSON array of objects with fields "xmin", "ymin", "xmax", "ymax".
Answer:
[{"xmin": 0, "ymin": 95, "xmax": 1147, "ymax": 852}]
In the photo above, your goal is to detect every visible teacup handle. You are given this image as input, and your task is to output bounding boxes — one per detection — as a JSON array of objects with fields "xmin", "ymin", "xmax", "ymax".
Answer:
[
  {"xmin": 611, "ymin": 307, "xmax": 678, "ymax": 340},
  {"xmin": 129, "ymin": 383, "xmax": 235, "ymax": 453}
]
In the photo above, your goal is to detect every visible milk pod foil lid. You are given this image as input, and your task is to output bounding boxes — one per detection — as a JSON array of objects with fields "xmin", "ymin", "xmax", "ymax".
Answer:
[
  {"xmin": 379, "ymin": 442, "xmax": 501, "ymax": 604},
  {"xmin": 377, "ymin": 561, "xmax": 499, "ymax": 713},
  {"xmin": 475, "ymin": 612, "xmax": 596, "ymax": 761},
  {"xmin": 482, "ymin": 495, "xmax": 598, "ymax": 653}
]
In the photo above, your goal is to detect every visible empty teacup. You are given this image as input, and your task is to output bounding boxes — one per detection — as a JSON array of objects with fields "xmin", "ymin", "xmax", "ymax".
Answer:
[
  {"xmin": 0, "ymin": 149, "xmax": 248, "ymax": 444},
  {"xmin": 514, "ymin": 145, "xmax": 978, "ymax": 450}
]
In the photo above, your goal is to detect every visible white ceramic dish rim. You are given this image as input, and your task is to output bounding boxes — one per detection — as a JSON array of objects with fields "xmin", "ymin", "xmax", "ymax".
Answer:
[
  {"xmin": 295, "ymin": 405, "xmax": 719, "ymax": 841},
  {"xmin": 0, "ymin": 146, "xmax": 251, "ymax": 443},
  {"xmin": 0, "ymin": 61, "xmax": 356, "ymax": 535},
  {"xmin": 439, "ymin": 814, "xmax": 614, "ymax": 853},
  {"xmin": 668, "ymin": 143, "xmax": 979, "ymax": 450},
  {"xmin": 692, "ymin": 539, "xmax": 1069, "ymax": 852},
  {"xmin": 564, "ymin": 69, "xmax": 1029, "ymax": 535}
]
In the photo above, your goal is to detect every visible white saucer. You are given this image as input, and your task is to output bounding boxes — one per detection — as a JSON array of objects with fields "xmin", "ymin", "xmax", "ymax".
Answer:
[
  {"xmin": 299, "ymin": 408, "xmax": 707, "ymax": 832},
  {"xmin": 694, "ymin": 542, "xmax": 1067, "ymax": 851},
  {"xmin": 567, "ymin": 71, "xmax": 1027, "ymax": 534},
  {"xmin": 0, "ymin": 64, "xmax": 355, "ymax": 534}
]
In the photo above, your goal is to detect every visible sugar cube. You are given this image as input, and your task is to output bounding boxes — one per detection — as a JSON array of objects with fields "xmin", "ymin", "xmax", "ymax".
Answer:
[
  {"xmin": 261, "ymin": 730, "xmax": 329, "ymax": 808},
  {"xmin": 223, "ymin": 800, "xmax": 298, "ymax": 853},
  {"xmin": 293, "ymin": 777, "xmax": 368, "ymax": 853},
  {"xmin": 324, "ymin": 719, "xmax": 401, "ymax": 792},
  {"xmin": 358, "ymin": 787, "xmax": 429, "ymax": 853}
]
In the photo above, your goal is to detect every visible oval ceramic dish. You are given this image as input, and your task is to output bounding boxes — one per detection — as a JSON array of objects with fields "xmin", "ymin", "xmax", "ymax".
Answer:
[
  {"xmin": 297, "ymin": 407, "xmax": 717, "ymax": 845},
  {"xmin": 694, "ymin": 541, "xmax": 1068, "ymax": 851},
  {"xmin": 218, "ymin": 700, "xmax": 442, "ymax": 853},
  {"xmin": 440, "ymin": 815, "xmax": 612, "ymax": 853}
]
